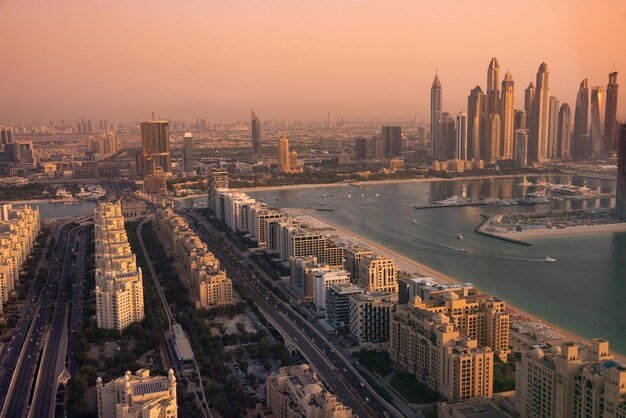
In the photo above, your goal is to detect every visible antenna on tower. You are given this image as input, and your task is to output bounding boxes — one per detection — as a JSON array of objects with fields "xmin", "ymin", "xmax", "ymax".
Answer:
[{"xmin": 611, "ymin": 62, "xmax": 616, "ymax": 72}]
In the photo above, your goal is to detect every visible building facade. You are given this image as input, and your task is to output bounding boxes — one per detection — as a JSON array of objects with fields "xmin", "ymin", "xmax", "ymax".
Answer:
[{"xmin": 141, "ymin": 121, "xmax": 170, "ymax": 172}]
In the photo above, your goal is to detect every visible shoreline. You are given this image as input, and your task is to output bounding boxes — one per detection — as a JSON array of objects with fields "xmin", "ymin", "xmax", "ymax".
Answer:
[
  {"xmin": 290, "ymin": 208, "xmax": 625, "ymax": 362},
  {"xmin": 233, "ymin": 173, "xmax": 565, "ymax": 192},
  {"xmin": 492, "ymin": 222, "xmax": 626, "ymax": 240}
]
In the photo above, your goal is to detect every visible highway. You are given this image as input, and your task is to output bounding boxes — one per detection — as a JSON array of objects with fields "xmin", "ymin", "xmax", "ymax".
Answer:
[
  {"xmin": 30, "ymin": 225, "xmax": 88, "ymax": 418},
  {"xmin": 1, "ymin": 220, "xmax": 75, "ymax": 418},
  {"xmin": 183, "ymin": 211, "xmax": 402, "ymax": 418}
]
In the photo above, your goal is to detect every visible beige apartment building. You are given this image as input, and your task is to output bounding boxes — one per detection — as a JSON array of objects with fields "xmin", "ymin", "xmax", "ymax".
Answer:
[
  {"xmin": 404, "ymin": 279, "xmax": 509, "ymax": 361},
  {"xmin": 357, "ymin": 255, "xmax": 398, "ymax": 293},
  {"xmin": 390, "ymin": 304, "xmax": 494, "ymax": 403},
  {"xmin": 96, "ymin": 369, "xmax": 177, "ymax": 418},
  {"xmin": 343, "ymin": 245, "xmax": 373, "ymax": 285},
  {"xmin": 265, "ymin": 364, "xmax": 356, "ymax": 418},
  {"xmin": 516, "ymin": 338, "xmax": 626, "ymax": 418},
  {"xmin": 94, "ymin": 202, "xmax": 145, "ymax": 331},
  {"xmin": 154, "ymin": 209, "xmax": 234, "ymax": 309},
  {"xmin": 0, "ymin": 203, "xmax": 40, "ymax": 313}
]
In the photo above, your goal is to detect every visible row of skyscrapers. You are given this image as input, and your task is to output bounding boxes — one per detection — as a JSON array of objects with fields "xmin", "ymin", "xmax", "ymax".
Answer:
[{"xmin": 430, "ymin": 58, "xmax": 619, "ymax": 165}]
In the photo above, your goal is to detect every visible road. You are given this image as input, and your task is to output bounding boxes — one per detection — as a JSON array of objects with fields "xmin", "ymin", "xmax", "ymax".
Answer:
[
  {"xmin": 1, "ymin": 220, "xmax": 75, "ymax": 418},
  {"xmin": 184, "ymin": 211, "xmax": 402, "ymax": 418},
  {"xmin": 30, "ymin": 225, "xmax": 88, "ymax": 418}
]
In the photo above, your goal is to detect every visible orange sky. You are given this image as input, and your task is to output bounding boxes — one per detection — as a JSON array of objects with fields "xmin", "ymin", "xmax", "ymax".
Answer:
[{"xmin": 1, "ymin": 0, "xmax": 625, "ymax": 124}]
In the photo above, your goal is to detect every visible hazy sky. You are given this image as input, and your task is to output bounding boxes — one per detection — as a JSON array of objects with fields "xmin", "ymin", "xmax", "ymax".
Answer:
[{"xmin": 1, "ymin": 0, "xmax": 625, "ymax": 124}]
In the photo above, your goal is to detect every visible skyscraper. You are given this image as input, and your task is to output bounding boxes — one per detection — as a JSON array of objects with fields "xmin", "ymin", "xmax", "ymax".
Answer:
[
  {"xmin": 141, "ymin": 121, "xmax": 170, "ymax": 172},
  {"xmin": 278, "ymin": 135, "xmax": 291, "ymax": 173},
  {"xmin": 500, "ymin": 71, "xmax": 515, "ymax": 159},
  {"xmin": 573, "ymin": 79, "xmax": 590, "ymax": 159},
  {"xmin": 514, "ymin": 110, "xmax": 527, "ymax": 130},
  {"xmin": 605, "ymin": 72, "xmax": 619, "ymax": 155},
  {"xmin": 558, "ymin": 103, "xmax": 571, "ymax": 158},
  {"xmin": 430, "ymin": 73, "xmax": 442, "ymax": 158},
  {"xmin": 524, "ymin": 82, "xmax": 535, "ymax": 152},
  {"xmin": 435, "ymin": 113, "xmax": 455, "ymax": 161},
  {"xmin": 590, "ymin": 86, "xmax": 606, "ymax": 157},
  {"xmin": 531, "ymin": 62, "xmax": 550, "ymax": 162},
  {"xmin": 456, "ymin": 112, "xmax": 468, "ymax": 160},
  {"xmin": 467, "ymin": 86, "xmax": 484, "ymax": 160},
  {"xmin": 370, "ymin": 137, "xmax": 384, "ymax": 159},
  {"xmin": 484, "ymin": 114, "xmax": 501, "ymax": 163},
  {"xmin": 355, "ymin": 137, "xmax": 367, "ymax": 161},
  {"xmin": 486, "ymin": 57, "xmax": 500, "ymax": 115},
  {"xmin": 182, "ymin": 132, "xmax": 194, "ymax": 174},
  {"xmin": 0, "ymin": 126, "xmax": 14, "ymax": 145},
  {"xmin": 547, "ymin": 96, "xmax": 560, "ymax": 158},
  {"xmin": 382, "ymin": 126, "xmax": 402, "ymax": 157},
  {"xmin": 616, "ymin": 124, "xmax": 626, "ymax": 219},
  {"xmin": 251, "ymin": 109, "xmax": 262, "ymax": 158},
  {"xmin": 514, "ymin": 129, "xmax": 529, "ymax": 168}
]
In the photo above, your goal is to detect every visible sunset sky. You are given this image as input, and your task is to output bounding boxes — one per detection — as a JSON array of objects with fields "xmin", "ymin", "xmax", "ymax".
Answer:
[{"xmin": 1, "ymin": 0, "xmax": 625, "ymax": 124}]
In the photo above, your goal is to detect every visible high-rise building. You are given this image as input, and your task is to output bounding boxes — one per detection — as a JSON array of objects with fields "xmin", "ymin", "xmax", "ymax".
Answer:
[
  {"xmin": 435, "ymin": 113, "xmax": 456, "ymax": 161},
  {"xmin": 605, "ymin": 72, "xmax": 619, "ymax": 155},
  {"xmin": 266, "ymin": 364, "xmax": 356, "ymax": 418},
  {"xmin": 382, "ymin": 126, "xmax": 402, "ymax": 157},
  {"xmin": 573, "ymin": 79, "xmax": 590, "ymax": 159},
  {"xmin": 96, "ymin": 369, "xmax": 178, "ymax": 418},
  {"xmin": 207, "ymin": 168, "xmax": 228, "ymax": 216},
  {"xmin": 141, "ymin": 121, "xmax": 170, "ymax": 171},
  {"xmin": 455, "ymin": 112, "xmax": 468, "ymax": 160},
  {"xmin": 278, "ymin": 135, "xmax": 291, "ymax": 173},
  {"xmin": 370, "ymin": 137, "xmax": 383, "ymax": 159},
  {"xmin": 431, "ymin": 73, "xmax": 442, "ymax": 157},
  {"xmin": 0, "ymin": 126, "xmax": 14, "ymax": 145},
  {"xmin": 94, "ymin": 202, "xmax": 145, "ymax": 331},
  {"xmin": 251, "ymin": 109, "xmax": 262, "ymax": 157},
  {"xmin": 616, "ymin": 124, "xmax": 626, "ymax": 219},
  {"xmin": 548, "ymin": 96, "xmax": 560, "ymax": 158},
  {"xmin": 514, "ymin": 129, "xmax": 529, "ymax": 168},
  {"xmin": 349, "ymin": 292, "xmax": 396, "ymax": 348},
  {"xmin": 326, "ymin": 283, "xmax": 364, "ymax": 330},
  {"xmin": 356, "ymin": 255, "xmax": 397, "ymax": 293},
  {"xmin": 354, "ymin": 137, "xmax": 367, "ymax": 161},
  {"xmin": 467, "ymin": 86, "xmax": 484, "ymax": 160},
  {"xmin": 500, "ymin": 71, "xmax": 515, "ymax": 159},
  {"xmin": 558, "ymin": 103, "xmax": 572, "ymax": 158},
  {"xmin": 515, "ymin": 339, "xmax": 626, "ymax": 418},
  {"xmin": 102, "ymin": 131, "xmax": 118, "ymax": 155},
  {"xmin": 135, "ymin": 149, "xmax": 155, "ymax": 177},
  {"xmin": 590, "ymin": 86, "xmax": 607, "ymax": 158},
  {"xmin": 484, "ymin": 113, "xmax": 501, "ymax": 163},
  {"xmin": 514, "ymin": 109, "xmax": 527, "ymax": 130},
  {"xmin": 486, "ymin": 57, "xmax": 500, "ymax": 115},
  {"xmin": 182, "ymin": 133, "xmax": 194, "ymax": 174},
  {"xmin": 390, "ymin": 305, "xmax": 494, "ymax": 403},
  {"xmin": 531, "ymin": 62, "xmax": 550, "ymax": 162},
  {"xmin": 524, "ymin": 82, "xmax": 536, "ymax": 155}
]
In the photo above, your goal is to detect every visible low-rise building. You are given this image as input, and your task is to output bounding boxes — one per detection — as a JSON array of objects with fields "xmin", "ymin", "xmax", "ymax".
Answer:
[
  {"xmin": 266, "ymin": 364, "xmax": 356, "ymax": 418},
  {"xmin": 96, "ymin": 369, "xmax": 178, "ymax": 418}
]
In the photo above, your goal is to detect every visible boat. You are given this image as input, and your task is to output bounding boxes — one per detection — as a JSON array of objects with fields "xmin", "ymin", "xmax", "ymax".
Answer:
[
  {"xmin": 375, "ymin": 193, "xmax": 379, "ymax": 197},
  {"xmin": 315, "ymin": 208, "xmax": 333, "ymax": 212},
  {"xmin": 275, "ymin": 198, "xmax": 280, "ymax": 201},
  {"xmin": 544, "ymin": 257, "xmax": 556, "ymax": 263},
  {"xmin": 361, "ymin": 193, "xmax": 364, "ymax": 197},
  {"xmin": 320, "ymin": 202, "xmax": 325, "ymax": 206},
  {"xmin": 460, "ymin": 248, "xmax": 467, "ymax": 253},
  {"xmin": 456, "ymin": 233, "xmax": 464, "ymax": 239},
  {"xmin": 297, "ymin": 196, "xmax": 301, "ymax": 200},
  {"xmin": 412, "ymin": 219, "xmax": 417, "ymax": 224}
]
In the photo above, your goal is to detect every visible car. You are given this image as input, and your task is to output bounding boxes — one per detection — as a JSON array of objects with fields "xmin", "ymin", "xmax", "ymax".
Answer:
[
  {"xmin": 365, "ymin": 397, "xmax": 370, "ymax": 403},
  {"xmin": 293, "ymin": 337, "xmax": 298, "ymax": 342},
  {"xmin": 342, "ymin": 368, "xmax": 347, "ymax": 373},
  {"xmin": 360, "ymin": 382, "xmax": 365, "ymax": 387}
]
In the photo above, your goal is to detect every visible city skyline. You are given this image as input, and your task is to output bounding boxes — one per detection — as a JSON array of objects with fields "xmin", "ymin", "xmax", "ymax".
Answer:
[{"xmin": 1, "ymin": 0, "xmax": 625, "ymax": 123}]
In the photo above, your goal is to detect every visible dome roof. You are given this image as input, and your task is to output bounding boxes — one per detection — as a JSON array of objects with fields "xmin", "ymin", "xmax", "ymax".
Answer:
[
  {"xmin": 530, "ymin": 348, "xmax": 545, "ymax": 360},
  {"xmin": 433, "ymin": 312, "xmax": 450, "ymax": 325},
  {"xmin": 302, "ymin": 384, "xmax": 323, "ymax": 395}
]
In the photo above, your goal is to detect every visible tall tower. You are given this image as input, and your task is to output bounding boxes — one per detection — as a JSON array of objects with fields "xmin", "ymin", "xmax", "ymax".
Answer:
[
  {"xmin": 467, "ymin": 86, "xmax": 484, "ymax": 160},
  {"xmin": 524, "ymin": 82, "xmax": 536, "ymax": 151},
  {"xmin": 486, "ymin": 58, "xmax": 501, "ymax": 115},
  {"xmin": 500, "ymin": 71, "xmax": 515, "ymax": 159},
  {"xmin": 456, "ymin": 112, "xmax": 468, "ymax": 160},
  {"xmin": 616, "ymin": 124, "xmax": 626, "ymax": 219},
  {"xmin": 437, "ymin": 113, "xmax": 456, "ymax": 161},
  {"xmin": 605, "ymin": 72, "xmax": 619, "ymax": 155},
  {"xmin": 548, "ymin": 96, "xmax": 560, "ymax": 158},
  {"xmin": 382, "ymin": 126, "xmax": 402, "ymax": 157},
  {"xmin": 558, "ymin": 103, "xmax": 572, "ymax": 159},
  {"xmin": 514, "ymin": 129, "xmax": 529, "ymax": 168},
  {"xmin": 140, "ymin": 121, "xmax": 170, "ymax": 172},
  {"xmin": 251, "ymin": 110, "xmax": 262, "ymax": 158},
  {"xmin": 514, "ymin": 110, "xmax": 526, "ymax": 130},
  {"xmin": 278, "ymin": 135, "xmax": 291, "ymax": 173},
  {"xmin": 590, "ymin": 86, "xmax": 607, "ymax": 158},
  {"xmin": 430, "ymin": 73, "xmax": 442, "ymax": 158},
  {"xmin": 573, "ymin": 79, "xmax": 590, "ymax": 159},
  {"xmin": 182, "ymin": 133, "xmax": 194, "ymax": 173},
  {"xmin": 484, "ymin": 114, "xmax": 501, "ymax": 163},
  {"xmin": 531, "ymin": 62, "xmax": 551, "ymax": 162}
]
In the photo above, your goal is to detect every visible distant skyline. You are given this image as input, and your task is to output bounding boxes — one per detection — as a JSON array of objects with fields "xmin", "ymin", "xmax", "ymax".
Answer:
[{"xmin": 1, "ymin": 0, "xmax": 625, "ymax": 124}]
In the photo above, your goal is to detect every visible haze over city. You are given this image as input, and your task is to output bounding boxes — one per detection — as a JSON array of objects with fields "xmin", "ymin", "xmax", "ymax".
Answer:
[{"xmin": 1, "ymin": 0, "xmax": 625, "ymax": 123}]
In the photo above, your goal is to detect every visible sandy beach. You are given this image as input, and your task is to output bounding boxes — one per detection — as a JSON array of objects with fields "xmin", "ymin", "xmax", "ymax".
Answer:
[
  {"xmin": 289, "ymin": 208, "xmax": 626, "ymax": 362},
  {"xmin": 494, "ymin": 222, "xmax": 626, "ymax": 240}
]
